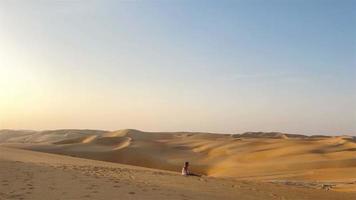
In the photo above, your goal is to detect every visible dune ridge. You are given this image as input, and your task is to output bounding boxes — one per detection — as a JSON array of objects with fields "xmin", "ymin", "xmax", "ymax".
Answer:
[{"xmin": 1, "ymin": 129, "xmax": 356, "ymax": 192}]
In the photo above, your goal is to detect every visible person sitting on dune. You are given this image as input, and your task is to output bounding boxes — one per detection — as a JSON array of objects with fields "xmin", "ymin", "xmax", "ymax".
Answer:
[
  {"xmin": 182, "ymin": 161, "xmax": 201, "ymax": 177},
  {"xmin": 182, "ymin": 161, "xmax": 190, "ymax": 176}
]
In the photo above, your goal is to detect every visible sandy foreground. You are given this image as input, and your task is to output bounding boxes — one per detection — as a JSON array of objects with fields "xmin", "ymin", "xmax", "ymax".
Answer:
[{"xmin": 0, "ymin": 146, "xmax": 355, "ymax": 200}]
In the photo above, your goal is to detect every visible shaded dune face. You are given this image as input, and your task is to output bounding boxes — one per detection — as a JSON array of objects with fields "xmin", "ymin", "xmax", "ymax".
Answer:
[{"xmin": 1, "ymin": 129, "xmax": 356, "ymax": 182}]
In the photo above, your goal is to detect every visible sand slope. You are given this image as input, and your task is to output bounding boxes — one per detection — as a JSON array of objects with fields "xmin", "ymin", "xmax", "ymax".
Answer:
[
  {"xmin": 1, "ymin": 129, "xmax": 356, "ymax": 192},
  {"xmin": 1, "ymin": 146, "xmax": 356, "ymax": 200}
]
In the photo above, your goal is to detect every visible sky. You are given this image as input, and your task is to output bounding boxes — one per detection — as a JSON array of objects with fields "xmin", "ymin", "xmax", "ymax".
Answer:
[{"xmin": 0, "ymin": 0, "xmax": 355, "ymax": 135}]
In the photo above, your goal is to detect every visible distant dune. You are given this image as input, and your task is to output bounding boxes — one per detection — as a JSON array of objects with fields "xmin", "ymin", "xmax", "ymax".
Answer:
[{"xmin": 1, "ymin": 129, "xmax": 356, "ymax": 192}]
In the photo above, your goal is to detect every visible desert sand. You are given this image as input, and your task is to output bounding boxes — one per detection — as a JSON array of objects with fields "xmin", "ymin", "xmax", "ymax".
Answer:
[{"xmin": 1, "ymin": 129, "xmax": 356, "ymax": 199}]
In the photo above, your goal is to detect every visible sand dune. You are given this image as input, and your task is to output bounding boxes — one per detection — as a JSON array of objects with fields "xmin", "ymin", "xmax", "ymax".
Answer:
[
  {"xmin": 1, "ymin": 146, "xmax": 356, "ymax": 200},
  {"xmin": 1, "ymin": 129, "xmax": 356, "ymax": 193}
]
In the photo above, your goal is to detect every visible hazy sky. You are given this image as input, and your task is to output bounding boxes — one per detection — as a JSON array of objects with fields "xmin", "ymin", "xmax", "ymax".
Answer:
[{"xmin": 0, "ymin": 0, "xmax": 355, "ymax": 135}]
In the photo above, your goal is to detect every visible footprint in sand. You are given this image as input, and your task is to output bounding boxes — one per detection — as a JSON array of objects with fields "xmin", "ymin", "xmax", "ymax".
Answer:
[
  {"xmin": 85, "ymin": 184, "xmax": 98, "ymax": 190},
  {"xmin": 48, "ymin": 186, "xmax": 56, "ymax": 190},
  {"xmin": 82, "ymin": 194, "xmax": 91, "ymax": 198},
  {"xmin": 2, "ymin": 182, "xmax": 9, "ymax": 186},
  {"xmin": 269, "ymin": 193, "xmax": 278, "ymax": 198},
  {"xmin": 129, "ymin": 192, "xmax": 135, "ymax": 195}
]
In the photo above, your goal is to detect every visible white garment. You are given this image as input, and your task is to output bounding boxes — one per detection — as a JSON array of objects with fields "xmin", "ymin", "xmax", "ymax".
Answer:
[{"xmin": 182, "ymin": 167, "xmax": 189, "ymax": 176}]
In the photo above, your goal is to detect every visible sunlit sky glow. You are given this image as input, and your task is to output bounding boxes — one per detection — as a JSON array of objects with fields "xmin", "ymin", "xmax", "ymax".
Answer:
[{"xmin": 0, "ymin": 0, "xmax": 355, "ymax": 135}]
